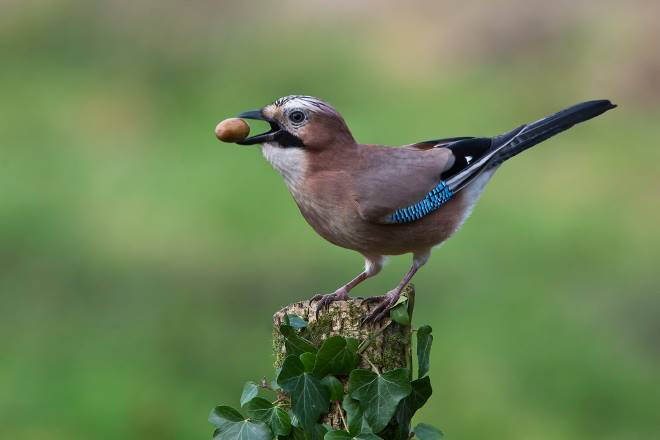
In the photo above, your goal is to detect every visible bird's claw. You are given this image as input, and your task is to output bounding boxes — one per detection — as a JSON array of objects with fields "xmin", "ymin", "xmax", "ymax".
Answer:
[
  {"xmin": 361, "ymin": 291, "xmax": 401, "ymax": 326},
  {"xmin": 311, "ymin": 290, "xmax": 348, "ymax": 319}
]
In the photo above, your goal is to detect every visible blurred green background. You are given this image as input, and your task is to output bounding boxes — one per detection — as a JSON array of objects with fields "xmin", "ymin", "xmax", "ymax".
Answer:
[{"xmin": 1, "ymin": 1, "xmax": 659, "ymax": 439}]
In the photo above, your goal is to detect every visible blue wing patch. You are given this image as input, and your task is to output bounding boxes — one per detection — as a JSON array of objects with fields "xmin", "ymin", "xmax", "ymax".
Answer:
[{"xmin": 385, "ymin": 181, "xmax": 454, "ymax": 224}]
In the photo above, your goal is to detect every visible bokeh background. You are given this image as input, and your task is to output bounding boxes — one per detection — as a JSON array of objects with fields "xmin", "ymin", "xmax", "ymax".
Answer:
[{"xmin": 2, "ymin": 1, "xmax": 659, "ymax": 439}]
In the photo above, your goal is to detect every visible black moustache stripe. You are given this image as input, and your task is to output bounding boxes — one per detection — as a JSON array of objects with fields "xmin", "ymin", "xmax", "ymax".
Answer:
[{"xmin": 276, "ymin": 131, "xmax": 305, "ymax": 149}]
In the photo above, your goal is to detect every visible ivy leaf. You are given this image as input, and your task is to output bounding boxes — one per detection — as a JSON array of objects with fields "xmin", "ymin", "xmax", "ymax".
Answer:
[
  {"xmin": 416, "ymin": 326, "xmax": 433, "ymax": 379},
  {"xmin": 209, "ymin": 405, "xmax": 244, "ymax": 428},
  {"xmin": 389, "ymin": 301, "xmax": 410, "ymax": 326},
  {"xmin": 324, "ymin": 430, "xmax": 384, "ymax": 440},
  {"xmin": 244, "ymin": 397, "xmax": 292, "ymax": 436},
  {"xmin": 281, "ymin": 324, "xmax": 318, "ymax": 357},
  {"xmin": 413, "ymin": 423, "xmax": 444, "ymax": 440},
  {"xmin": 348, "ymin": 368, "xmax": 412, "ymax": 433},
  {"xmin": 209, "ymin": 406, "xmax": 272, "ymax": 440},
  {"xmin": 282, "ymin": 423, "xmax": 327, "ymax": 440},
  {"xmin": 313, "ymin": 336, "xmax": 360, "ymax": 377},
  {"xmin": 240, "ymin": 381, "xmax": 259, "ymax": 407},
  {"xmin": 392, "ymin": 295, "xmax": 408, "ymax": 308},
  {"xmin": 300, "ymin": 352, "xmax": 317, "ymax": 373},
  {"xmin": 321, "ymin": 375, "xmax": 344, "ymax": 401},
  {"xmin": 280, "ymin": 425, "xmax": 306, "ymax": 440},
  {"xmin": 277, "ymin": 355, "xmax": 331, "ymax": 432},
  {"xmin": 289, "ymin": 411, "xmax": 299, "ymax": 427},
  {"xmin": 342, "ymin": 395, "xmax": 371, "ymax": 436},
  {"xmin": 394, "ymin": 377, "xmax": 432, "ymax": 440},
  {"xmin": 287, "ymin": 314, "xmax": 309, "ymax": 329},
  {"xmin": 283, "ymin": 426, "xmax": 306, "ymax": 440},
  {"xmin": 212, "ymin": 422, "xmax": 272, "ymax": 440},
  {"xmin": 313, "ymin": 424, "xmax": 329, "ymax": 440},
  {"xmin": 289, "ymin": 423, "xmax": 328, "ymax": 440}
]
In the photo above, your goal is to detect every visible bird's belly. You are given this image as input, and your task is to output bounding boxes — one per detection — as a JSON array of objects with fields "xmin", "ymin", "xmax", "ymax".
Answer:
[
  {"xmin": 291, "ymin": 170, "xmax": 495, "ymax": 256},
  {"xmin": 293, "ymin": 193, "xmax": 363, "ymax": 250},
  {"xmin": 292, "ymin": 193, "xmax": 464, "ymax": 256}
]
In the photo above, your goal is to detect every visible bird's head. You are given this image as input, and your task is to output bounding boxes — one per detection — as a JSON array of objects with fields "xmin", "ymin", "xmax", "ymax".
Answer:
[{"xmin": 236, "ymin": 95, "xmax": 355, "ymax": 150}]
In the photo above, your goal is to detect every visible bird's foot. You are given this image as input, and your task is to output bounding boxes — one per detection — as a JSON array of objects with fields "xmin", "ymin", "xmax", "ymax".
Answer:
[
  {"xmin": 361, "ymin": 289, "xmax": 401, "ymax": 326},
  {"xmin": 310, "ymin": 288, "xmax": 349, "ymax": 319}
]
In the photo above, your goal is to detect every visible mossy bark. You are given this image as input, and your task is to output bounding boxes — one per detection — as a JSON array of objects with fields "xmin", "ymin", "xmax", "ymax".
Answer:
[{"xmin": 272, "ymin": 286, "xmax": 415, "ymax": 433}]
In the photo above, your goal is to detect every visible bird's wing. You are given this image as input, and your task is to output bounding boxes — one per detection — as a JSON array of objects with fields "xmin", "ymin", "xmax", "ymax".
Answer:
[
  {"xmin": 403, "ymin": 136, "xmax": 474, "ymax": 150},
  {"xmin": 353, "ymin": 137, "xmax": 497, "ymax": 224},
  {"xmin": 352, "ymin": 145, "xmax": 456, "ymax": 223},
  {"xmin": 355, "ymin": 100, "xmax": 617, "ymax": 225}
]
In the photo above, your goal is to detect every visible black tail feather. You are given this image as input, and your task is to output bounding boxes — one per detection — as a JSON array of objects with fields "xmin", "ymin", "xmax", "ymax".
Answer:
[
  {"xmin": 446, "ymin": 100, "xmax": 616, "ymax": 192},
  {"xmin": 486, "ymin": 100, "xmax": 617, "ymax": 169}
]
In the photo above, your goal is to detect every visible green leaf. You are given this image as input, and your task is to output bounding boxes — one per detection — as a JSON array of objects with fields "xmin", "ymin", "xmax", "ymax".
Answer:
[
  {"xmin": 293, "ymin": 423, "xmax": 327, "ymax": 440},
  {"xmin": 324, "ymin": 430, "xmax": 383, "ymax": 440},
  {"xmin": 209, "ymin": 406, "xmax": 272, "ymax": 440},
  {"xmin": 289, "ymin": 411, "xmax": 299, "ymax": 427},
  {"xmin": 290, "ymin": 427, "xmax": 307, "ymax": 440},
  {"xmin": 413, "ymin": 423, "xmax": 443, "ymax": 440},
  {"xmin": 416, "ymin": 326, "xmax": 433, "ymax": 379},
  {"xmin": 281, "ymin": 426, "xmax": 306, "ymax": 440},
  {"xmin": 240, "ymin": 381, "xmax": 259, "ymax": 407},
  {"xmin": 345, "ymin": 338, "xmax": 359, "ymax": 352},
  {"xmin": 212, "ymin": 421, "xmax": 272, "ymax": 440},
  {"xmin": 209, "ymin": 405, "xmax": 244, "ymax": 428},
  {"xmin": 287, "ymin": 314, "xmax": 308, "ymax": 329},
  {"xmin": 394, "ymin": 377, "xmax": 432, "ymax": 440},
  {"xmin": 281, "ymin": 324, "xmax": 318, "ymax": 357},
  {"xmin": 245, "ymin": 397, "xmax": 292, "ymax": 436},
  {"xmin": 348, "ymin": 368, "xmax": 412, "ymax": 433},
  {"xmin": 313, "ymin": 336, "xmax": 360, "ymax": 377},
  {"xmin": 277, "ymin": 355, "xmax": 331, "ymax": 432},
  {"xmin": 342, "ymin": 395, "xmax": 371, "ymax": 436},
  {"xmin": 321, "ymin": 375, "xmax": 344, "ymax": 401},
  {"xmin": 389, "ymin": 302, "xmax": 410, "ymax": 326},
  {"xmin": 283, "ymin": 420, "xmax": 328, "ymax": 440},
  {"xmin": 392, "ymin": 295, "xmax": 408, "ymax": 308},
  {"xmin": 283, "ymin": 424, "xmax": 327, "ymax": 440},
  {"xmin": 300, "ymin": 352, "xmax": 317, "ymax": 372},
  {"xmin": 313, "ymin": 424, "xmax": 329, "ymax": 440}
]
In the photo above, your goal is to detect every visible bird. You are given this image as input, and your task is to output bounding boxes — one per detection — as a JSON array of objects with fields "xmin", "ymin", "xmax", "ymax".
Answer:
[{"xmin": 229, "ymin": 95, "xmax": 616, "ymax": 323}]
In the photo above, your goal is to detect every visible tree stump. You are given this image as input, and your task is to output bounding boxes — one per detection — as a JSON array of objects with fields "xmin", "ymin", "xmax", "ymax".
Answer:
[{"xmin": 272, "ymin": 286, "xmax": 415, "ymax": 432}]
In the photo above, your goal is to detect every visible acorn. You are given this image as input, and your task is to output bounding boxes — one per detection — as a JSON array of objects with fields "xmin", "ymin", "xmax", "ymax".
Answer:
[{"xmin": 214, "ymin": 118, "xmax": 250, "ymax": 143}]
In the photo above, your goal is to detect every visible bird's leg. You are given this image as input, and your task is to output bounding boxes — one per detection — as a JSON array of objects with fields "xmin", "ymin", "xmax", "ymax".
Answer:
[
  {"xmin": 362, "ymin": 251, "xmax": 430, "ymax": 324},
  {"xmin": 311, "ymin": 256, "xmax": 384, "ymax": 317},
  {"xmin": 311, "ymin": 272, "xmax": 366, "ymax": 309},
  {"xmin": 361, "ymin": 269, "xmax": 418, "ymax": 324}
]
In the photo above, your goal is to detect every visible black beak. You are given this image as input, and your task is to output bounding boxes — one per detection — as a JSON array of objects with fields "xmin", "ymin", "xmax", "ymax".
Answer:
[
  {"xmin": 236, "ymin": 109, "xmax": 282, "ymax": 145},
  {"xmin": 238, "ymin": 110, "xmax": 266, "ymax": 121}
]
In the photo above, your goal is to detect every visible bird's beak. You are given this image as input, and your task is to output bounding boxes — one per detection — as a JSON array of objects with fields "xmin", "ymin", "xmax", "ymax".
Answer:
[{"xmin": 236, "ymin": 109, "xmax": 282, "ymax": 145}]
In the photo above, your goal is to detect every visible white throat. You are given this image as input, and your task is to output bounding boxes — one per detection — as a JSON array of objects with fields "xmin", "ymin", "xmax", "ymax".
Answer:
[{"xmin": 261, "ymin": 143, "xmax": 307, "ymax": 189}]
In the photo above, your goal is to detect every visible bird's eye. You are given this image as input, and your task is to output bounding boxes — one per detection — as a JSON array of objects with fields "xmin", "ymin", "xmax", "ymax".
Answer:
[{"xmin": 288, "ymin": 110, "xmax": 306, "ymax": 124}]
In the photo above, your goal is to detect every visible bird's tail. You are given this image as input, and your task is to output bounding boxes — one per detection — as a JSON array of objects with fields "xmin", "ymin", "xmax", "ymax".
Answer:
[{"xmin": 446, "ymin": 99, "xmax": 616, "ymax": 193}]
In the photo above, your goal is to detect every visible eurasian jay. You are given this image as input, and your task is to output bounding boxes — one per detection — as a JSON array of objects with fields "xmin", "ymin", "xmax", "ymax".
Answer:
[{"xmin": 223, "ymin": 96, "xmax": 615, "ymax": 323}]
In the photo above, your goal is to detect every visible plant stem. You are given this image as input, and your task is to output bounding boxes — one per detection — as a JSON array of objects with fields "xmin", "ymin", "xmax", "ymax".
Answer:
[
  {"xmin": 364, "ymin": 355, "xmax": 380, "ymax": 374},
  {"xmin": 336, "ymin": 401, "xmax": 349, "ymax": 432},
  {"xmin": 260, "ymin": 378, "xmax": 273, "ymax": 390}
]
